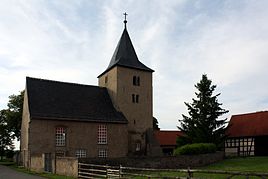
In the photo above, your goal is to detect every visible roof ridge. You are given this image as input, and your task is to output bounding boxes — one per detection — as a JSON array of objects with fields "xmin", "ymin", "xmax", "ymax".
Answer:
[
  {"xmin": 26, "ymin": 76, "xmax": 103, "ymax": 89},
  {"xmin": 232, "ymin": 110, "xmax": 268, "ymax": 118}
]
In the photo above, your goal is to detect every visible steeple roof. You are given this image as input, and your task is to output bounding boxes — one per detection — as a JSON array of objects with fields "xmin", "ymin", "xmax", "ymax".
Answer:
[{"xmin": 98, "ymin": 28, "xmax": 154, "ymax": 78}]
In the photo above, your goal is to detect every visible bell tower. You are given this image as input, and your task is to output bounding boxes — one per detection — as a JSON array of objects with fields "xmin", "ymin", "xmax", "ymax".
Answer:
[{"xmin": 98, "ymin": 14, "xmax": 154, "ymax": 155}]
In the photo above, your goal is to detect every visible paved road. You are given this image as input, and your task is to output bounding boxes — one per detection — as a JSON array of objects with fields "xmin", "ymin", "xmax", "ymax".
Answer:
[{"xmin": 0, "ymin": 165, "xmax": 46, "ymax": 179}]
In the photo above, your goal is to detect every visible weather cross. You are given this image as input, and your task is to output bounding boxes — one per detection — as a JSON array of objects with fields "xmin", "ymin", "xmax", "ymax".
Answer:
[{"xmin": 123, "ymin": 12, "xmax": 128, "ymax": 28}]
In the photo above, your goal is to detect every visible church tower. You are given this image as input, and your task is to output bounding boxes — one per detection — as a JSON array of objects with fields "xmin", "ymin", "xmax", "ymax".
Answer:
[{"xmin": 98, "ymin": 15, "xmax": 154, "ymax": 155}]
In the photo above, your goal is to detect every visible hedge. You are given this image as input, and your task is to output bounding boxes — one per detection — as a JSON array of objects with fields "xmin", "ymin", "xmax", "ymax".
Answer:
[{"xmin": 173, "ymin": 143, "xmax": 217, "ymax": 156}]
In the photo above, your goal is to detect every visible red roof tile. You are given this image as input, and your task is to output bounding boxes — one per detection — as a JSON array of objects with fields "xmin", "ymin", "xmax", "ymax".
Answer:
[
  {"xmin": 154, "ymin": 130, "xmax": 184, "ymax": 146},
  {"xmin": 226, "ymin": 111, "xmax": 268, "ymax": 137}
]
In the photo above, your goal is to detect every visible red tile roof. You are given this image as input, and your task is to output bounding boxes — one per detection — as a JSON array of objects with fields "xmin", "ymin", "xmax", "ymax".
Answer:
[
  {"xmin": 226, "ymin": 111, "xmax": 268, "ymax": 137},
  {"xmin": 154, "ymin": 130, "xmax": 184, "ymax": 146}
]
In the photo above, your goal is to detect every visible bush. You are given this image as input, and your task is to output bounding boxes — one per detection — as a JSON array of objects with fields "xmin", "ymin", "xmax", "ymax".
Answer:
[{"xmin": 173, "ymin": 143, "xmax": 216, "ymax": 156}]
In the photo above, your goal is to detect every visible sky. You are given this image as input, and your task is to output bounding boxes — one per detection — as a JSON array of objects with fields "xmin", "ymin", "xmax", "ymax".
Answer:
[{"xmin": 1, "ymin": 0, "xmax": 268, "ymax": 130}]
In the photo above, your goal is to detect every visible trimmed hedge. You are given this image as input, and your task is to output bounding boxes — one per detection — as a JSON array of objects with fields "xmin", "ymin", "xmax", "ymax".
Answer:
[{"xmin": 173, "ymin": 143, "xmax": 217, "ymax": 156}]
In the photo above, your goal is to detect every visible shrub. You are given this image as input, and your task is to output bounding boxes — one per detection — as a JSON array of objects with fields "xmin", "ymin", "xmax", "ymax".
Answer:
[{"xmin": 173, "ymin": 143, "xmax": 216, "ymax": 156}]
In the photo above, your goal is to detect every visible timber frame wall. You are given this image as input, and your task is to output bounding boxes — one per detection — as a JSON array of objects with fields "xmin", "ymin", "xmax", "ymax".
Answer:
[{"xmin": 225, "ymin": 137, "xmax": 255, "ymax": 156}]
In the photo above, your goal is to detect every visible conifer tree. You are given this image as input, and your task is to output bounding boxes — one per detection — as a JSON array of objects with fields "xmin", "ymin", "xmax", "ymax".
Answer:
[{"xmin": 177, "ymin": 74, "xmax": 228, "ymax": 148}]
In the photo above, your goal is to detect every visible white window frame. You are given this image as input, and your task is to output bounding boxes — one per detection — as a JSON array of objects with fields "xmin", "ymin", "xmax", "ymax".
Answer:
[
  {"xmin": 98, "ymin": 125, "xmax": 107, "ymax": 144},
  {"xmin": 75, "ymin": 149, "xmax": 87, "ymax": 158},
  {"xmin": 55, "ymin": 127, "xmax": 66, "ymax": 146},
  {"xmin": 98, "ymin": 149, "xmax": 108, "ymax": 158}
]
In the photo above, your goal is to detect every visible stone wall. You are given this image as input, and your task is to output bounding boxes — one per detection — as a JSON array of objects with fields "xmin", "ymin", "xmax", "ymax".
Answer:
[
  {"xmin": 29, "ymin": 119, "xmax": 128, "ymax": 158},
  {"xmin": 30, "ymin": 154, "xmax": 43, "ymax": 172},
  {"xmin": 56, "ymin": 157, "xmax": 78, "ymax": 178},
  {"xmin": 79, "ymin": 152, "xmax": 224, "ymax": 169}
]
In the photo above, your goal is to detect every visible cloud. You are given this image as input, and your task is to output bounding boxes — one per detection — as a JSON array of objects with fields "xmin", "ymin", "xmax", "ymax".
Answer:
[{"xmin": 0, "ymin": 0, "xmax": 268, "ymax": 130}]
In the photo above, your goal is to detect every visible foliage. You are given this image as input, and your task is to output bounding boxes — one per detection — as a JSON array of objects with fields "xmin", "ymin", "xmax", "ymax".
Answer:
[
  {"xmin": 0, "ymin": 90, "xmax": 24, "ymax": 159},
  {"xmin": 173, "ymin": 143, "xmax": 216, "ymax": 156},
  {"xmin": 5, "ymin": 90, "xmax": 24, "ymax": 139},
  {"xmin": 153, "ymin": 117, "xmax": 160, "ymax": 130},
  {"xmin": 178, "ymin": 74, "xmax": 228, "ymax": 148},
  {"xmin": 0, "ymin": 110, "xmax": 14, "ymax": 160}
]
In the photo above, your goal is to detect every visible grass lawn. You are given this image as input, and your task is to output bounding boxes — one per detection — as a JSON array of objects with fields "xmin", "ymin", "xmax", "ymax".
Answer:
[
  {"xmin": 202, "ymin": 156, "xmax": 268, "ymax": 172},
  {"xmin": 126, "ymin": 157, "xmax": 268, "ymax": 179}
]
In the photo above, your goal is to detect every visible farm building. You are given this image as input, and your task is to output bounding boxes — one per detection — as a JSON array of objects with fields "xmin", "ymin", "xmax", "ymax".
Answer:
[
  {"xmin": 225, "ymin": 111, "xmax": 268, "ymax": 156},
  {"xmin": 154, "ymin": 130, "xmax": 183, "ymax": 155}
]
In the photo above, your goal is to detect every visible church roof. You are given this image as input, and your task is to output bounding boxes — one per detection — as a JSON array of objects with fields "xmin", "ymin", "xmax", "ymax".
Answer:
[
  {"xmin": 26, "ymin": 77, "xmax": 127, "ymax": 123},
  {"xmin": 98, "ymin": 28, "xmax": 154, "ymax": 77}
]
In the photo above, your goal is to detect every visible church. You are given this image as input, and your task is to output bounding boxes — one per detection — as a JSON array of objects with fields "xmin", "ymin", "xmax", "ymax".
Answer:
[{"xmin": 20, "ymin": 17, "xmax": 160, "ymax": 170}]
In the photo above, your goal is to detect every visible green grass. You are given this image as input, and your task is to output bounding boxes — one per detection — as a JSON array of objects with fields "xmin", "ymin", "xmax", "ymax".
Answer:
[
  {"xmin": 12, "ymin": 166, "xmax": 77, "ymax": 179},
  {"xmin": 127, "ymin": 157, "xmax": 268, "ymax": 179},
  {"xmin": 0, "ymin": 159, "xmax": 15, "ymax": 166},
  {"xmin": 202, "ymin": 156, "xmax": 268, "ymax": 172}
]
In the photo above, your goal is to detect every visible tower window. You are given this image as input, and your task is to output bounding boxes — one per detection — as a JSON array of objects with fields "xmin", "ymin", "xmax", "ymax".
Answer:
[
  {"xmin": 132, "ymin": 94, "xmax": 135, "ymax": 103},
  {"xmin": 132, "ymin": 94, "xmax": 139, "ymax": 103},
  {"xmin": 136, "ymin": 95, "xmax": 139, "ymax": 103},
  {"xmin": 105, "ymin": 76, "xmax": 108, "ymax": 84},
  {"xmin": 133, "ymin": 76, "xmax": 140, "ymax": 86},
  {"xmin": 136, "ymin": 142, "xmax": 141, "ymax": 151}
]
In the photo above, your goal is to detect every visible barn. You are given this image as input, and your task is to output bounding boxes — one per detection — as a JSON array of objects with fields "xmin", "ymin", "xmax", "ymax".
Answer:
[{"xmin": 225, "ymin": 111, "xmax": 268, "ymax": 156}]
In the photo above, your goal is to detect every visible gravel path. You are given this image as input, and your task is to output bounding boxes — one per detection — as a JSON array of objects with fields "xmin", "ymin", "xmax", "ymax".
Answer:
[{"xmin": 0, "ymin": 165, "xmax": 46, "ymax": 179}]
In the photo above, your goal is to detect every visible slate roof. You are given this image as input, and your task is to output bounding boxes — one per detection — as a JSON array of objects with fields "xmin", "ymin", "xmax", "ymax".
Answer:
[
  {"xmin": 226, "ymin": 111, "xmax": 268, "ymax": 137},
  {"xmin": 98, "ymin": 28, "xmax": 154, "ymax": 77},
  {"xmin": 26, "ymin": 77, "xmax": 127, "ymax": 123},
  {"xmin": 154, "ymin": 130, "xmax": 184, "ymax": 146}
]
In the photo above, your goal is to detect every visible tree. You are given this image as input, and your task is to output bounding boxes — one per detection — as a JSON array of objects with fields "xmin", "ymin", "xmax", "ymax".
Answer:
[
  {"xmin": 177, "ymin": 74, "xmax": 228, "ymax": 148},
  {"xmin": 0, "ymin": 90, "xmax": 24, "ymax": 158},
  {"xmin": 5, "ymin": 90, "xmax": 24, "ymax": 139},
  {"xmin": 153, "ymin": 117, "xmax": 160, "ymax": 130},
  {"xmin": 0, "ymin": 110, "xmax": 14, "ymax": 160}
]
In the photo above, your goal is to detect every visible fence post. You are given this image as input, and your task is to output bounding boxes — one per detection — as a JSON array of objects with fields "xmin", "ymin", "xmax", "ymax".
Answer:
[
  {"xmin": 187, "ymin": 167, "xmax": 193, "ymax": 179},
  {"xmin": 106, "ymin": 164, "xmax": 108, "ymax": 179},
  {"xmin": 119, "ymin": 165, "xmax": 122, "ymax": 178}
]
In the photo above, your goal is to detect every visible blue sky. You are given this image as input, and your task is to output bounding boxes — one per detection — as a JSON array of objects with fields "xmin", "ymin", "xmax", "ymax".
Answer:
[{"xmin": 1, "ymin": 0, "xmax": 268, "ymax": 129}]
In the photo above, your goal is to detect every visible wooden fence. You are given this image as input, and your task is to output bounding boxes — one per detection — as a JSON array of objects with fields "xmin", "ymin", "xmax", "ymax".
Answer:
[
  {"xmin": 78, "ymin": 163, "xmax": 121, "ymax": 178},
  {"xmin": 78, "ymin": 163, "xmax": 268, "ymax": 179}
]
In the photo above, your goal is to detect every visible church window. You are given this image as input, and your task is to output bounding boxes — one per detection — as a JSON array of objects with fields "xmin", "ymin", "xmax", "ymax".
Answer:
[
  {"xmin": 136, "ymin": 142, "xmax": 141, "ymax": 151},
  {"xmin": 132, "ymin": 94, "xmax": 139, "ymax": 103},
  {"xmin": 137, "ymin": 77, "xmax": 140, "ymax": 86},
  {"xmin": 56, "ymin": 151, "xmax": 65, "ymax": 157},
  {"xmin": 136, "ymin": 95, "xmax": 139, "ymax": 103},
  {"xmin": 133, "ymin": 76, "xmax": 140, "ymax": 86},
  {"xmin": 105, "ymin": 76, "xmax": 108, "ymax": 84},
  {"xmin": 75, "ymin": 149, "xmax": 87, "ymax": 158},
  {"xmin": 98, "ymin": 149, "xmax": 107, "ymax": 158},
  {"xmin": 133, "ymin": 76, "xmax": 136, "ymax": 85},
  {"xmin": 132, "ymin": 94, "xmax": 135, "ymax": 103},
  {"xmin": 55, "ymin": 127, "xmax": 66, "ymax": 146},
  {"xmin": 98, "ymin": 125, "xmax": 107, "ymax": 144}
]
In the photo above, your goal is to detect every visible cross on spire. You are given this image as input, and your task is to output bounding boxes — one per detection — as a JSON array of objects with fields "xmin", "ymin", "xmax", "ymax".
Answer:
[{"xmin": 123, "ymin": 12, "xmax": 128, "ymax": 29}]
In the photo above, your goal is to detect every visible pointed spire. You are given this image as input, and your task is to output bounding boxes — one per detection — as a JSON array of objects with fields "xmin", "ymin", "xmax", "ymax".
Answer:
[{"xmin": 98, "ymin": 15, "xmax": 154, "ymax": 78}]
